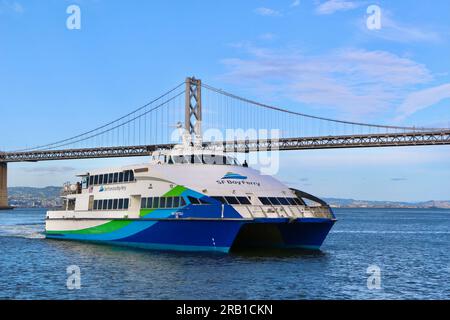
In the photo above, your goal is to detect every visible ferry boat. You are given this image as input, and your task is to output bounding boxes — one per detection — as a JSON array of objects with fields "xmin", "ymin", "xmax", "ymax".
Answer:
[{"xmin": 45, "ymin": 126, "xmax": 336, "ymax": 253}]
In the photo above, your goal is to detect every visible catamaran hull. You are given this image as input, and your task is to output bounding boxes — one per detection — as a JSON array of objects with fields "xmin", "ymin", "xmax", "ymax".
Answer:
[{"xmin": 45, "ymin": 218, "xmax": 335, "ymax": 253}]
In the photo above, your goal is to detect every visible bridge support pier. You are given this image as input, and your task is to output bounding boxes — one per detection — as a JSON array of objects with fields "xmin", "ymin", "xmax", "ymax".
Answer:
[{"xmin": 0, "ymin": 163, "xmax": 11, "ymax": 210}]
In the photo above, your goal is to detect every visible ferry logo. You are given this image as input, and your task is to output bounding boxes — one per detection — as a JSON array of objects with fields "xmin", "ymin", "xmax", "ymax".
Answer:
[
  {"xmin": 221, "ymin": 172, "xmax": 247, "ymax": 180},
  {"xmin": 99, "ymin": 186, "xmax": 105, "ymax": 192}
]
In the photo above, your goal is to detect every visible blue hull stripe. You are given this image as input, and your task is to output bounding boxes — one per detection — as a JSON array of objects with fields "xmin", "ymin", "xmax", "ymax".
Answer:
[{"xmin": 46, "ymin": 219, "xmax": 336, "ymax": 252}]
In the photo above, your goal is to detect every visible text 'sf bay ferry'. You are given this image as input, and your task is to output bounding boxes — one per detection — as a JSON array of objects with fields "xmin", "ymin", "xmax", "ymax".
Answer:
[{"xmin": 45, "ymin": 125, "xmax": 336, "ymax": 253}]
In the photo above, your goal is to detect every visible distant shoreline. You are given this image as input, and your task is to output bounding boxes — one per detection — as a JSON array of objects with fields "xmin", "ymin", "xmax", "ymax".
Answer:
[{"xmin": 6, "ymin": 186, "xmax": 450, "ymax": 210}]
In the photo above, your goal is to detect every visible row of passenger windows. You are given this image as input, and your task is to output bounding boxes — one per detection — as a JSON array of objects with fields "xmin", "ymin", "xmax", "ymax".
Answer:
[
  {"xmin": 168, "ymin": 155, "xmax": 239, "ymax": 166},
  {"xmin": 143, "ymin": 196, "xmax": 304, "ymax": 208},
  {"xmin": 209, "ymin": 196, "xmax": 251, "ymax": 205},
  {"xmin": 93, "ymin": 198, "xmax": 129, "ymax": 211},
  {"xmin": 92, "ymin": 196, "xmax": 305, "ymax": 211},
  {"xmin": 87, "ymin": 170, "xmax": 135, "ymax": 187},
  {"xmin": 258, "ymin": 197, "xmax": 305, "ymax": 206},
  {"xmin": 141, "ymin": 196, "xmax": 187, "ymax": 209}
]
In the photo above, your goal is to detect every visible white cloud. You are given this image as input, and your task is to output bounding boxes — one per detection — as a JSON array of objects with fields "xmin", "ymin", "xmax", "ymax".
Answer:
[
  {"xmin": 290, "ymin": 0, "xmax": 300, "ymax": 7},
  {"xmin": 221, "ymin": 45, "xmax": 433, "ymax": 119},
  {"xmin": 259, "ymin": 33, "xmax": 276, "ymax": 41},
  {"xmin": 254, "ymin": 7, "xmax": 282, "ymax": 17},
  {"xmin": 316, "ymin": 0, "xmax": 359, "ymax": 15},
  {"xmin": 360, "ymin": 13, "xmax": 442, "ymax": 43},
  {"xmin": 397, "ymin": 83, "xmax": 450, "ymax": 120},
  {"xmin": 0, "ymin": 0, "xmax": 23, "ymax": 14}
]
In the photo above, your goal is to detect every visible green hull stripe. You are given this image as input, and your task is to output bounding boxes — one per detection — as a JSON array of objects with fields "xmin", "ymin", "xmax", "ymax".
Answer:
[{"xmin": 46, "ymin": 220, "xmax": 132, "ymax": 235}]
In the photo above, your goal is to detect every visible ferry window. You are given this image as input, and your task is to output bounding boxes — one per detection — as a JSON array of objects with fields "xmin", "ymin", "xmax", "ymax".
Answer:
[
  {"xmin": 68, "ymin": 199, "xmax": 76, "ymax": 211},
  {"xmin": 102, "ymin": 200, "xmax": 108, "ymax": 210},
  {"xmin": 268, "ymin": 197, "xmax": 281, "ymax": 205},
  {"xmin": 119, "ymin": 172, "xmax": 124, "ymax": 183},
  {"xmin": 202, "ymin": 155, "xmax": 215, "ymax": 165},
  {"xmin": 93, "ymin": 200, "xmax": 98, "ymax": 210},
  {"xmin": 188, "ymin": 196, "xmax": 200, "ymax": 205},
  {"xmin": 94, "ymin": 175, "xmax": 99, "ymax": 185},
  {"xmin": 107, "ymin": 199, "xmax": 113, "ymax": 210},
  {"xmin": 278, "ymin": 198, "xmax": 290, "ymax": 205},
  {"xmin": 153, "ymin": 197, "xmax": 160, "ymax": 209},
  {"xmin": 180, "ymin": 197, "xmax": 186, "ymax": 206},
  {"xmin": 97, "ymin": 200, "xmax": 102, "ymax": 210},
  {"xmin": 118, "ymin": 199, "xmax": 124, "ymax": 210},
  {"xmin": 172, "ymin": 156, "xmax": 188, "ymax": 164},
  {"xmin": 89, "ymin": 176, "xmax": 94, "ymax": 186},
  {"xmin": 147, "ymin": 197, "xmax": 153, "ymax": 209},
  {"xmin": 294, "ymin": 198, "xmax": 305, "ymax": 206},
  {"xmin": 225, "ymin": 196, "xmax": 239, "ymax": 205},
  {"xmin": 104, "ymin": 174, "xmax": 109, "ymax": 184},
  {"xmin": 220, "ymin": 156, "xmax": 227, "ymax": 165},
  {"xmin": 193, "ymin": 155, "xmax": 202, "ymax": 164},
  {"xmin": 287, "ymin": 198, "xmax": 297, "ymax": 206},
  {"xmin": 113, "ymin": 173, "xmax": 119, "ymax": 183},
  {"xmin": 129, "ymin": 171, "xmax": 135, "ymax": 181},
  {"xmin": 99, "ymin": 174, "xmax": 104, "ymax": 185},
  {"xmin": 167, "ymin": 157, "xmax": 174, "ymax": 164},
  {"xmin": 229, "ymin": 157, "xmax": 240, "ymax": 166},
  {"xmin": 236, "ymin": 196, "xmax": 251, "ymax": 205},
  {"xmin": 166, "ymin": 197, "xmax": 173, "ymax": 208},
  {"xmin": 173, "ymin": 197, "xmax": 180, "ymax": 208},
  {"xmin": 259, "ymin": 197, "xmax": 271, "ymax": 205},
  {"xmin": 124, "ymin": 199, "xmax": 129, "ymax": 210},
  {"xmin": 160, "ymin": 197, "xmax": 166, "ymax": 208},
  {"xmin": 212, "ymin": 196, "xmax": 226, "ymax": 204},
  {"xmin": 124, "ymin": 170, "xmax": 130, "ymax": 182},
  {"xmin": 82, "ymin": 177, "xmax": 88, "ymax": 189},
  {"xmin": 113, "ymin": 199, "xmax": 118, "ymax": 210},
  {"xmin": 141, "ymin": 197, "xmax": 147, "ymax": 209},
  {"xmin": 199, "ymin": 198, "xmax": 212, "ymax": 205},
  {"xmin": 108, "ymin": 173, "xmax": 114, "ymax": 184}
]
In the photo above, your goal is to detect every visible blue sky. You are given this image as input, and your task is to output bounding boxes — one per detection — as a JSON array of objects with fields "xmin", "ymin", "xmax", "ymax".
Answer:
[{"xmin": 0, "ymin": 0, "xmax": 449, "ymax": 201}]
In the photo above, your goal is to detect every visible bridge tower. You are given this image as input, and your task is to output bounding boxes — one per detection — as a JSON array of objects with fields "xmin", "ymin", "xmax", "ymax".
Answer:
[
  {"xmin": 0, "ymin": 163, "xmax": 10, "ymax": 210},
  {"xmin": 185, "ymin": 77, "xmax": 202, "ymax": 141}
]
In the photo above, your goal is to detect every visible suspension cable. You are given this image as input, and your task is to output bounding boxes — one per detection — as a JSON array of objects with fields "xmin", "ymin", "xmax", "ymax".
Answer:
[
  {"xmin": 14, "ymin": 82, "xmax": 185, "ymax": 152},
  {"xmin": 201, "ymin": 83, "xmax": 445, "ymax": 132}
]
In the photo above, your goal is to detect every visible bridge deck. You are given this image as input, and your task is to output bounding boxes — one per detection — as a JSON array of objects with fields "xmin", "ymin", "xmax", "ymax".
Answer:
[{"xmin": 1, "ymin": 130, "xmax": 449, "ymax": 163}]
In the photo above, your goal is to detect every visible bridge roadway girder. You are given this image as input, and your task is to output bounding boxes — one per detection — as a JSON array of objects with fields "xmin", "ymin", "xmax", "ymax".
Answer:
[{"xmin": 0, "ymin": 130, "xmax": 449, "ymax": 163}]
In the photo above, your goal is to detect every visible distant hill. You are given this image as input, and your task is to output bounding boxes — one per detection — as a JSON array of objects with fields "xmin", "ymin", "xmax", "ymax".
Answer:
[
  {"xmin": 323, "ymin": 198, "xmax": 450, "ymax": 209},
  {"xmin": 8, "ymin": 186, "xmax": 62, "ymax": 208},
  {"xmin": 6, "ymin": 186, "xmax": 450, "ymax": 209},
  {"xmin": 9, "ymin": 186, "xmax": 61, "ymax": 198}
]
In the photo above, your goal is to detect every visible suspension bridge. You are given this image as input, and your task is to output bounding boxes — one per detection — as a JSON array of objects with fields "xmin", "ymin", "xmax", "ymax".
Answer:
[{"xmin": 1, "ymin": 77, "xmax": 449, "ymax": 209}]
